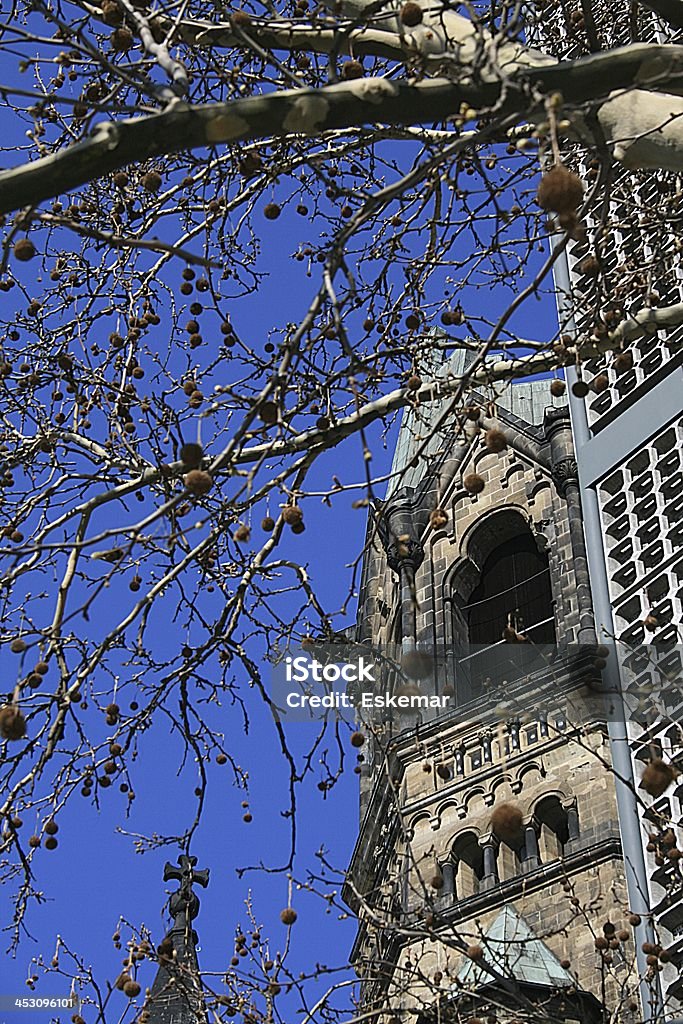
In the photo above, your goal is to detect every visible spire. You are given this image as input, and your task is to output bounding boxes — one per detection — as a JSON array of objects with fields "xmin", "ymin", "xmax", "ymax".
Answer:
[{"xmin": 145, "ymin": 855, "xmax": 210, "ymax": 1024}]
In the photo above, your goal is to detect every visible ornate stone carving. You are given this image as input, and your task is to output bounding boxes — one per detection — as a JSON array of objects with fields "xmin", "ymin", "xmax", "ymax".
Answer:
[{"xmin": 552, "ymin": 456, "xmax": 579, "ymax": 497}]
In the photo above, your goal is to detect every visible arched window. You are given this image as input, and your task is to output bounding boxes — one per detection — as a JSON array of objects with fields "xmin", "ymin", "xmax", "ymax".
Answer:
[
  {"xmin": 535, "ymin": 796, "xmax": 571, "ymax": 861},
  {"xmin": 467, "ymin": 532, "xmax": 556, "ymax": 645},
  {"xmin": 452, "ymin": 832, "xmax": 484, "ymax": 900}
]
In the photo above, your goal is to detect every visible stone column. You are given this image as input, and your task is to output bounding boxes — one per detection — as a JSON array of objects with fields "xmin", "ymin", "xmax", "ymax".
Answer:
[
  {"xmin": 480, "ymin": 729, "xmax": 493, "ymax": 763},
  {"xmin": 522, "ymin": 818, "xmax": 541, "ymax": 871},
  {"xmin": 507, "ymin": 718, "xmax": 521, "ymax": 752},
  {"xmin": 441, "ymin": 861, "xmax": 455, "ymax": 900},
  {"xmin": 545, "ymin": 407, "xmax": 596, "ymax": 647},
  {"xmin": 563, "ymin": 798, "xmax": 580, "ymax": 848},
  {"xmin": 479, "ymin": 833, "xmax": 499, "ymax": 890}
]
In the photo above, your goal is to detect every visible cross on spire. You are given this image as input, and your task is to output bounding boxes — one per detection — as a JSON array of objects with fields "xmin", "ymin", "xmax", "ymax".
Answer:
[
  {"xmin": 163, "ymin": 855, "xmax": 210, "ymax": 936},
  {"xmin": 164, "ymin": 854, "xmax": 210, "ymax": 890}
]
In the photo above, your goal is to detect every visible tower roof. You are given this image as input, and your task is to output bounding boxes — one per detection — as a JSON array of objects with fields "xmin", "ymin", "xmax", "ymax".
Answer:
[
  {"xmin": 388, "ymin": 344, "xmax": 567, "ymax": 495},
  {"xmin": 454, "ymin": 905, "xmax": 575, "ymax": 991}
]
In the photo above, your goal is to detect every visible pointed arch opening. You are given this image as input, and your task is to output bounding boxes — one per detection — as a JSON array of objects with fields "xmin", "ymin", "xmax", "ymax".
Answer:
[{"xmin": 446, "ymin": 508, "xmax": 557, "ymax": 695}]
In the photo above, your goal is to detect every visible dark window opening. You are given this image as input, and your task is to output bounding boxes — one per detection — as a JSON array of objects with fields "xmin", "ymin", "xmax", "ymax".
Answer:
[
  {"xmin": 467, "ymin": 533, "xmax": 556, "ymax": 645},
  {"xmin": 536, "ymin": 795, "xmax": 571, "ymax": 861},
  {"xmin": 452, "ymin": 532, "xmax": 556, "ymax": 691},
  {"xmin": 452, "ymin": 832, "xmax": 484, "ymax": 900}
]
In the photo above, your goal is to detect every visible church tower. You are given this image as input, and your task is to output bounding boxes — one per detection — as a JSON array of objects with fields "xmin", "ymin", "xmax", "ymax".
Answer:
[{"xmin": 344, "ymin": 357, "xmax": 645, "ymax": 1022}]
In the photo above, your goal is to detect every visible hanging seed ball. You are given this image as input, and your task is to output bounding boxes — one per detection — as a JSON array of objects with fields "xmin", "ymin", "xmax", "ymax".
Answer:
[
  {"xmin": 485, "ymin": 429, "xmax": 507, "ymax": 453},
  {"xmin": 401, "ymin": 650, "xmax": 433, "ymax": 679},
  {"xmin": 436, "ymin": 763, "xmax": 451, "ymax": 780},
  {"xmin": 550, "ymin": 379, "xmax": 566, "ymax": 397},
  {"xmin": 537, "ymin": 164, "xmax": 584, "ymax": 215},
  {"xmin": 613, "ymin": 350, "xmax": 634, "ymax": 374},
  {"xmin": 0, "ymin": 706, "xmax": 27, "ymax": 740},
  {"xmin": 466, "ymin": 944, "xmax": 484, "ymax": 960},
  {"xmin": 180, "ymin": 442, "xmax": 204, "ymax": 469},
  {"xmin": 44, "ymin": 820, "xmax": 58, "ymax": 835},
  {"xmin": 35, "ymin": 661, "xmax": 49, "ymax": 675},
  {"xmin": 465, "ymin": 405, "xmax": 481, "ymax": 421},
  {"xmin": 259, "ymin": 401, "xmax": 278, "ymax": 425},
  {"xmin": 591, "ymin": 373, "xmax": 609, "ymax": 394},
  {"xmin": 594, "ymin": 936, "xmax": 609, "ymax": 950},
  {"xmin": 602, "ymin": 921, "xmax": 615, "ymax": 936},
  {"xmin": 184, "ymin": 469, "xmax": 213, "ymax": 496},
  {"xmin": 28, "ymin": 835, "xmax": 41, "ymax": 848},
  {"xmin": 231, "ymin": 9, "xmax": 252, "ymax": 25},
  {"xmin": 429, "ymin": 508, "xmax": 448, "ymax": 530},
  {"xmin": 463, "ymin": 473, "xmax": 485, "ymax": 495},
  {"xmin": 13, "ymin": 239, "xmax": 36, "ymax": 262},
  {"xmin": 350, "ymin": 731, "xmax": 365, "ymax": 748},
  {"xmin": 45, "ymin": 836, "xmax": 58, "ymax": 850},
  {"xmin": 234, "ymin": 524, "xmax": 250, "ymax": 543},
  {"xmin": 400, "ymin": 1, "xmax": 423, "ymax": 24},
  {"xmin": 216, "ymin": 752, "xmax": 228, "ymax": 765},
  {"xmin": 113, "ymin": 171, "xmax": 129, "ymax": 189},
  {"xmin": 617, "ymin": 930, "xmax": 630, "ymax": 942},
  {"xmin": 124, "ymin": 981, "xmax": 141, "ymax": 998},
  {"xmin": 643, "ymin": 613, "xmax": 659, "ymax": 632},
  {"xmin": 261, "ymin": 516, "xmax": 275, "ymax": 531},
  {"xmin": 264, "ymin": 203, "xmax": 281, "ymax": 220},
  {"xmin": 641, "ymin": 758, "xmax": 677, "ymax": 797},
  {"xmin": 243, "ymin": 812, "xmax": 253, "ymax": 823},
  {"xmin": 111, "ymin": 27, "xmax": 134, "ymax": 50},
  {"xmin": 578, "ymin": 254, "xmax": 600, "ymax": 276},
  {"xmin": 282, "ymin": 505, "xmax": 303, "ymax": 527},
  {"xmin": 430, "ymin": 870, "xmax": 444, "ymax": 889},
  {"xmin": 10, "ymin": 637, "xmax": 27, "ymax": 653},
  {"xmin": 628, "ymin": 914, "xmax": 642, "ymax": 927},
  {"xmin": 142, "ymin": 170, "xmax": 162, "ymax": 193},
  {"xmin": 407, "ymin": 374, "xmax": 422, "ymax": 391},
  {"xmin": 571, "ymin": 379, "xmax": 590, "ymax": 398},
  {"xmin": 560, "ymin": 959, "xmax": 571, "ymax": 970},
  {"xmin": 405, "ymin": 313, "xmax": 420, "ymax": 330},
  {"xmin": 342, "ymin": 60, "xmax": 364, "ymax": 79},
  {"xmin": 280, "ymin": 907, "xmax": 297, "ymax": 925},
  {"xmin": 491, "ymin": 802, "xmax": 524, "ymax": 842}
]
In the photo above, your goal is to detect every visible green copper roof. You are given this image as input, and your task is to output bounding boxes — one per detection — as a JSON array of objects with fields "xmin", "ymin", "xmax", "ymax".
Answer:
[
  {"xmin": 455, "ymin": 905, "xmax": 576, "ymax": 991},
  {"xmin": 388, "ymin": 342, "xmax": 567, "ymax": 496}
]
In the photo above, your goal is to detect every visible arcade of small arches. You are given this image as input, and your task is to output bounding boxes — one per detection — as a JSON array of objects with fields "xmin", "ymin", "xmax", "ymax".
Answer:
[{"xmin": 429, "ymin": 794, "xmax": 579, "ymax": 902}]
